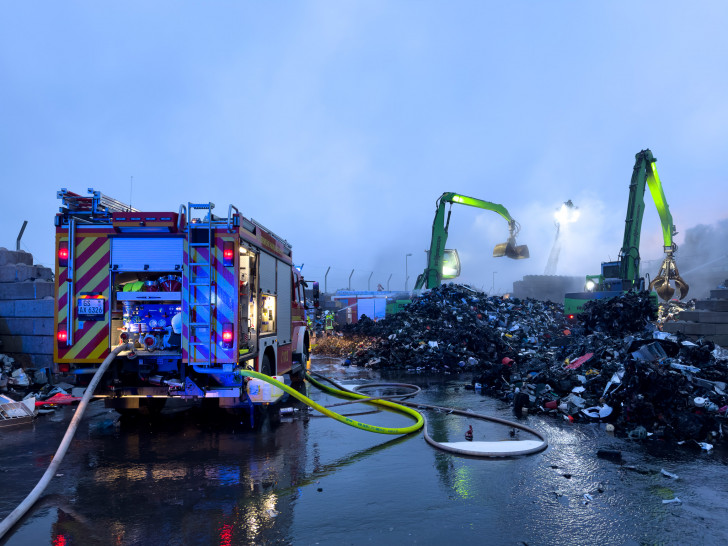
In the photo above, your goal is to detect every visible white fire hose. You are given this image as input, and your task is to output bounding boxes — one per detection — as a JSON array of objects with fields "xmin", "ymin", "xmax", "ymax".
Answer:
[{"xmin": 0, "ymin": 343, "xmax": 131, "ymax": 540}]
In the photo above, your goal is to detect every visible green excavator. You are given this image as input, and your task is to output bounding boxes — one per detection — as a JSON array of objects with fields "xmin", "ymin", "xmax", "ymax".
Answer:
[
  {"xmin": 564, "ymin": 149, "xmax": 689, "ymax": 316},
  {"xmin": 414, "ymin": 192, "xmax": 529, "ymax": 290}
]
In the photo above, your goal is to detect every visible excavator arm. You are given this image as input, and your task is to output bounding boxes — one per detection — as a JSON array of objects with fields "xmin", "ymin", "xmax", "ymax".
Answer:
[
  {"xmin": 643, "ymin": 154, "xmax": 688, "ymax": 300},
  {"xmin": 615, "ymin": 149, "xmax": 687, "ymax": 300},
  {"xmin": 414, "ymin": 192, "xmax": 529, "ymax": 290}
]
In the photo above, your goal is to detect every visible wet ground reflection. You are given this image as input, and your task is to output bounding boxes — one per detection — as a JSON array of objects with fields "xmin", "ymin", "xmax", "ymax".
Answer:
[{"xmin": 1, "ymin": 356, "xmax": 727, "ymax": 545}]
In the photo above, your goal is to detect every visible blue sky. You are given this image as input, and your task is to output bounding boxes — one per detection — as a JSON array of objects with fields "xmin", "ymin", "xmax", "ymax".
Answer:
[{"xmin": 2, "ymin": 2, "xmax": 727, "ymax": 295}]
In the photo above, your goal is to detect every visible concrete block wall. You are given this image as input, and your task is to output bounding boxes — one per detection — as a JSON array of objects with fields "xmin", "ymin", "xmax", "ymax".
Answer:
[
  {"xmin": 662, "ymin": 281, "xmax": 728, "ymax": 346},
  {"xmin": 0, "ymin": 248, "xmax": 55, "ymax": 371}
]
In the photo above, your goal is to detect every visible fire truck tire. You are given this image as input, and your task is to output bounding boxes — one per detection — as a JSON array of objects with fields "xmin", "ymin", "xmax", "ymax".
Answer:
[{"xmin": 261, "ymin": 353, "xmax": 273, "ymax": 376}]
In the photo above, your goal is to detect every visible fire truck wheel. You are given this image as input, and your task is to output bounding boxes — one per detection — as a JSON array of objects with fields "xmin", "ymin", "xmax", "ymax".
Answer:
[{"xmin": 261, "ymin": 353, "xmax": 273, "ymax": 376}]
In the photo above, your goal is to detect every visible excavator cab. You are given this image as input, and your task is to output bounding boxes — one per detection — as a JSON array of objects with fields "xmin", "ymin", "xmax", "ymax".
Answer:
[{"xmin": 441, "ymin": 249, "xmax": 461, "ymax": 279}]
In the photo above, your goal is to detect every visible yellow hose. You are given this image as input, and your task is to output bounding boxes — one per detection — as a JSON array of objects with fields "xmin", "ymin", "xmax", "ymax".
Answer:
[{"xmin": 235, "ymin": 369, "xmax": 423, "ymax": 435}]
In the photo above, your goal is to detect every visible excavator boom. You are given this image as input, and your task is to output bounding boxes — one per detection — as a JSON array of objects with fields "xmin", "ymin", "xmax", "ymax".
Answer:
[{"xmin": 414, "ymin": 192, "xmax": 529, "ymax": 290}]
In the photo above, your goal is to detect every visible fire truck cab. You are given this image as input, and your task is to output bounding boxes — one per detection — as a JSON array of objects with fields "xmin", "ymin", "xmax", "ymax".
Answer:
[{"xmin": 53, "ymin": 189, "xmax": 310, "ymax": 415}]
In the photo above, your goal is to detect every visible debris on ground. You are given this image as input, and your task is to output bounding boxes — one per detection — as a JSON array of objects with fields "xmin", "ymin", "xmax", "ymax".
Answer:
[
  {"xmin": 0, "ymin": 394, "xmax": 36, "ymax": 427},
  {"xmin": 316, "ymin": 284, "xmax": 728, "ymax": 445},
  {"xmin": 1, "ymin": 353, "xmax": 82, "ymax": 417}
]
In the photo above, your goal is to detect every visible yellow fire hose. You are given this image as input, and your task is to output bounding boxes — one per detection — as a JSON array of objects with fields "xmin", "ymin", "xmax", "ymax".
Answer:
[
  {"xmin": 236, "ymin": 369, "xmax": 424, "ymax": 435},
  {"xmin": 239, "ymin": 369, "xmax": 548, "ymax": 458}
]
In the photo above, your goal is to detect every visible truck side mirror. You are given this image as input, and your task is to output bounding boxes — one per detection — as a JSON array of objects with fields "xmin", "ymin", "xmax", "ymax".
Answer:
[{"xmin": 313, "ymin": 281, "xmax": 320, "ymax": 308}]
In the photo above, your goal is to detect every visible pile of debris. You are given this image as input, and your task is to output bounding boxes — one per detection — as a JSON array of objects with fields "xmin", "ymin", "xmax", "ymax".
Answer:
[
  {"xmin": 338, "ymin": 284, "xmax": 568, "ymax": 371},
  {"xmin": 0, "ymin": 353, "xmax": 33, "ymax": 392},
  {"xmin": 312, "ymin": 335, "xmax": 374, "ymax": 357},
  {"xmin": 0, "ymin": 353, "xmax": 83, "ymax": 427},
  {"xmin": 334, "ymin": 284, "xmax": 728, "ymax": 445}
]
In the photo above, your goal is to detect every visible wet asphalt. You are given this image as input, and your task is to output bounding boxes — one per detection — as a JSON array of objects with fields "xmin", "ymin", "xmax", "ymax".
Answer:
[{"xmin": 1, "ymin": 356, "xmax": 728, "ymax": 545}]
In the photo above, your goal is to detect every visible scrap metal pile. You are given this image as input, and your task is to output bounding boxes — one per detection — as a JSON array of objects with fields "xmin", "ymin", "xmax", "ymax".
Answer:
[{"xmin": 334, "ymin": 284, "xmax": 727, "ymax": 445}]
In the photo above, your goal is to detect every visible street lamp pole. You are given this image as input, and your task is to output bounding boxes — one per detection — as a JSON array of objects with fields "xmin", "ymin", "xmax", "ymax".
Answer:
[{"xmin": 405, "ymin": 253, "xmax": 413, "ymax": 291}]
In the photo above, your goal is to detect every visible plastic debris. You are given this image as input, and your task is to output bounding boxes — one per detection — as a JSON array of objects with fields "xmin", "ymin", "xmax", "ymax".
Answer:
[
  {"xmin": 661, "ymin": 469, "xmax": 679, "ymax": 479},
  {"xmin": 662, "ymin": 497, "xmax": 682, "ymax": 504},
  {"xmin": 566, "ymin": 352, "xmax": 594, "ymax": 370},
  {"xmin": 581, "ymin": 404, "xmax": 613, "ymax": 420}
]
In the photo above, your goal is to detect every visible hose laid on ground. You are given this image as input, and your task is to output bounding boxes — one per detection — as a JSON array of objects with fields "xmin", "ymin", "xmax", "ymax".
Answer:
[
  {"xmin": 236, "ymin": 369, "xmax": 423, "ymax": 435},
  {"xmin": 309, "ymin": 372, "xmax": 548, "ymax": 458},
  {"xmin": 0, "ymin": 343, "xmax": 131, "ymax": 540}
]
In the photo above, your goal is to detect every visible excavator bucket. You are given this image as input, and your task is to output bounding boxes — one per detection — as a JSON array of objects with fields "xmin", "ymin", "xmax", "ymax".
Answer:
[
  {"xmin": 493, "ymin": 239, "xmax": 530, "ymax": 259},
  {"xmin": 648, "ymin": 254, "xmax": 689, "ymax": 301}
]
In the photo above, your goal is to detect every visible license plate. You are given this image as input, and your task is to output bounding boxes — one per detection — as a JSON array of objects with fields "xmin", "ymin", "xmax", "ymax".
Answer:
[{"xmin": 78, "ymin": 298, "xmax": 104, "ymax": 318}]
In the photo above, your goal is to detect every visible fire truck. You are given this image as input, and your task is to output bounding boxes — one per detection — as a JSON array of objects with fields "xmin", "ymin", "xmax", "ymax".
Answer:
[{"xmin": 53, "ymin": 189, "xmax": 310, "ymax": 415}]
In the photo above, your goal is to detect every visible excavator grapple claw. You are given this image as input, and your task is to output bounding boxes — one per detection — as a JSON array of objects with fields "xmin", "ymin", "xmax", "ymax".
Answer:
[
  {"xmin": 650, "ymin": 276, "xmax": 676, "ymax": 301},
  {"xmin": 493, "ymin": 238, "xmax": 530, "ymax": 260},
  {"xmin": 648, "ymin": 254, "xmax": 689, "ymax": 301}
]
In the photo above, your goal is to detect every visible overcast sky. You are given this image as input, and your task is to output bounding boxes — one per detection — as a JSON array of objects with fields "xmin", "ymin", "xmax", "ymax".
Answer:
[{"xmin": 2, "ymin": 1, "xmax": 727, "ymax": 294}]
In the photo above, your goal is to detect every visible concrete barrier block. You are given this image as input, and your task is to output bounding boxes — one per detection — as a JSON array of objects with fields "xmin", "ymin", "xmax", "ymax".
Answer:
[
  {"xmin": 0, "ymin": 317, "xmax": 54, "ymax": 336},
  {"xmin": 0, "ymin": 335, "xmax": 21, "ymax": 352},
  {"xmin": 673, "ymin": 311, "xmax": 728, "ymax": 323},
  {"xmin": 0, "ymin": 300, "xmax": 15, "ymax": 316},
  {"xmin": 6, "ymin": 353, "xmax": 55, "ymax": 369},
  {"xmin": 0, "ymin": 334, "xmax": 53, "ymax": 354},
  {"xmin": 714, "ymin": 324, "xmax": 728, "ymax": 335},
  {"xmin": 686, "ymin": 323, "xmax": 716, "ymax": 335},
  {"xmin": 0, "ymin": 281, "xmax": 54, "ymax": 301},
  {"xmin": 662, "ymin": 322, "xmax": 717, "ymax": 335},
  {"xmin": 37, "ymin": 267, "xmax": 53, "ymax": 281},
  {"xmin": 0, "ymin": 265, "xmax": 19, "ymax": 283},
  {"xmin": 14, "ymin": 264, "xmax": 38, "ymax": 282},
  {"xmin": 0, "ymin": 248, "xmax": 33, "ymax": 267},
  {"xmin": 14, "ymin": 298, "xmax": 55, "ymax": 318},
  {"xmin": 710, "ymin": 289, "xmax": 728, "ymax": 300},
  {"xmin": 662, "ymin": 322, "xmax": 684, "ymax": 334},
  {"xmin": 695, "ymin": 300, "xmax": 728, "ymax": 312}
]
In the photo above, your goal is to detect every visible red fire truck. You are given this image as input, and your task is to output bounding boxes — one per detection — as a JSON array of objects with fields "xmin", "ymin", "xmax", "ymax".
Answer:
[{"xmin": 53, "ymin": 189, "xmax": 310, "ymax": 415}]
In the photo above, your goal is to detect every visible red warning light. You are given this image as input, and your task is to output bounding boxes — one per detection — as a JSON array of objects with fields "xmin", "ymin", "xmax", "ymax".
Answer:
[
  {"xmin": 221, "ymin": 323, "xmax": 234, "ymax": 347},
  {"xmin": 223, "ymin": 241, "xmax": 235, "ymax": 266},
  {"xmin": 57, "ymin": 330, "xmax": 68, "ymax": 343},
  {"xmin": 58, "ymin": 242, "xmax": 69, "ymax": 267}
]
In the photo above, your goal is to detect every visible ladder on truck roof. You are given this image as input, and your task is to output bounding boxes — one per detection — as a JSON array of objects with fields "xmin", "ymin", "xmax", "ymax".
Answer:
[
  {"xmin": 57, "ymin": 188, "xmax": 138, "ymax": 217},
  {"xmin": 186, "ymin": 202, "xmax": 217, "ymax": 367}
]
